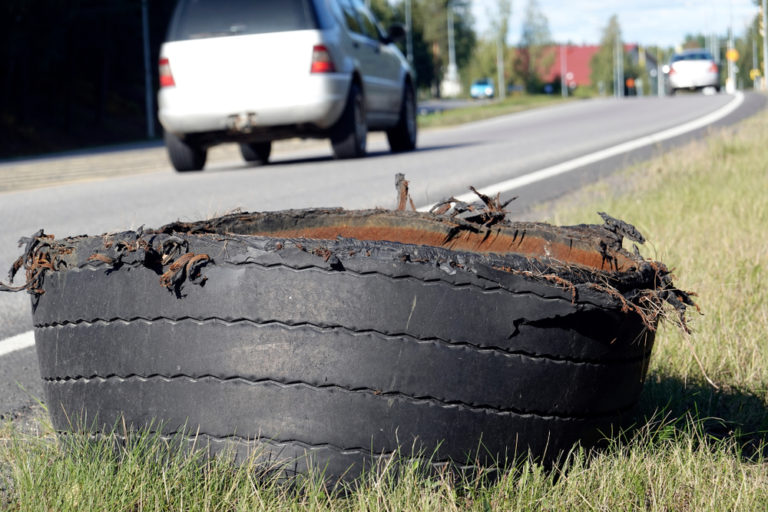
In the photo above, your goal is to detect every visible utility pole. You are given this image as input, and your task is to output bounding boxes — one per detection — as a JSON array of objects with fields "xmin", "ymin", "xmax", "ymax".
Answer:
[
  {"xmin": 493, "ymin": 0, "xmax": 511, "ymax": 101},
  {"xmin": 141, "ymin": 0, "xmax": 155, "ymax": 139},
  {"xmin": 727, "ymin": 28, "xmax": 736, "ymax": 93},
  {"xmin": 613, "ymin": 39, "xmax": 617, "ymax": 97},
  {"xmin": 657, "ymin": 47, "xmax": 664, "ymax": 96},
  {"xmin": 614, "ymin": 33, "xmax": 623, "ymax": 98},
  {"xmin": 754, "ymin": 34, "xmax": 759, "ymax": 89},
  {"xmin": 763, "ymin": 0, "xmax": 767, "ymax": 90},
  {"xmin": 496, "ymin": 31, "xmax": 505, "ymax": 100},
  {"xmin": 726, "ymin": 1, "xmax": 736, "ymax": 93},
  {"xmin": 447, "ymin": 4, "xmax": 456, "ymax": 79},
  {"xmin": 405, "ymin": 0, "xmax": 413, "ymax": 65},
  {"xmin": 560, "ymin": 44, "xmax": 567, "ymax": 97}
]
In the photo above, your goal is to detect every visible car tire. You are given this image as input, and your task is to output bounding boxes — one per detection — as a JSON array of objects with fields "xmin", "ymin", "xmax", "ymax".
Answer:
[
  {"xmin": 164, "ymin": 131, "xmax": 207, "ymax": 172},
  {"xmin": 239, "ymin": 141, "xmax": 271, "ymax": 165},
  {"xmin": 26, "ymin": 209, "xmax": 666, "ymax": 481},
  {"xmin": 331, "ymin": 83, "xmax": 367, "ymax": 159},
  {"xmin": 386, "ymin": 83, "xmax": 417, "ymax": 153}
]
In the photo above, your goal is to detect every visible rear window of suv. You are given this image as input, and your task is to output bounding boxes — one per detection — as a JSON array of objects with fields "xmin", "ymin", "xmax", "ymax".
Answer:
[
  {"xmin": 671, "ymin": 52, "xmax": 713, "ymax": 62},
  {"xmin": 167, "ymin": 0, "xmax": 319, "ymax": 41}
]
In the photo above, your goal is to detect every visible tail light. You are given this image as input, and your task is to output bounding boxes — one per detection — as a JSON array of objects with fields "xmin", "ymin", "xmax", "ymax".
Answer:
[
  {"xmin": 668, "ymin": 64, "xmax": 676, "ymax": 75},
  {"xmin": 159, "ymin": 57, "xmax": 175, "ymax": 87},
  {"xmin": 310, "ymin": 45, "xmax": 336, "ymax": 73},
  {"xmin": 709, "ymin": 62, "xmax": 719, "ymax": 74}
]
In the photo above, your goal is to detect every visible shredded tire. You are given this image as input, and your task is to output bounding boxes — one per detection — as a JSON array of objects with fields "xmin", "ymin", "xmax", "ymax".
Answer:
[{"xmin": 3, "ymin": 205, "xmax": 693, "ymax": 480}]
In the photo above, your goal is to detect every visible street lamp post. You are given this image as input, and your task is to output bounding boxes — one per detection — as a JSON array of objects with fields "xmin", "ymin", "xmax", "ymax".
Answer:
[
  {"xmin": 447, "ymin": 3, "xmax": 456, "ymax": 77},
  {"xmin": 442, "ymin": 1, "xmax": 461, "ymax": 97},
  {"xmin": 727, "ymin": 27, "xmax": 736, "ymax": 93},
  {"xmin": 614, "ymin": 35, "xmax": 623, "ymax": 98},
  {"xmin": 657, "ymin": 48, "xmax": 664, "ymax": 97}
]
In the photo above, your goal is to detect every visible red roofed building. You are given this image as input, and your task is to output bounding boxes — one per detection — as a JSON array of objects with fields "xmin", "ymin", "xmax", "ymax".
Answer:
[
  {"xmin": 540, "ymin": 45, "xmax": 600, "ymax": 87},
  {"xmin": 513, "ymin": 44, "xmax": 659, "ymax": 94}
]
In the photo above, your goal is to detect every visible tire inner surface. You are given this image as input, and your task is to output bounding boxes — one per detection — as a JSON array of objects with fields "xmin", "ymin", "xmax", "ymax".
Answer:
[{"xmin": 157, "ymin": 209, "xmax": 638, "ymax": 272}]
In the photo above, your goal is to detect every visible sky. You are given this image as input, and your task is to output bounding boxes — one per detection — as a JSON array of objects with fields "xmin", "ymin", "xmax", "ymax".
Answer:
[{"xmin": 472, "ymin": 0, "xmax": 761, "ymax": 48}]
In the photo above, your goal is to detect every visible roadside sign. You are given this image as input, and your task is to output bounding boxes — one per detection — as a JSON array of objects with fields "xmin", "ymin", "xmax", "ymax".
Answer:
[{"xmin": 726, "ymin": 48, "xmax": 740, "ymax": 62}]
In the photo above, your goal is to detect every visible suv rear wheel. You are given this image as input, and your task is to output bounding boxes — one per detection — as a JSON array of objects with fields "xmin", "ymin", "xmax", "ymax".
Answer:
[
  {"xmin": 165, "ymin": 131, "xmax": 207, "ymax": 172},
  {"xmin": 239, "ymin": 141, "xmax": 271, "ymax": 165},
  {"xmin": 386, "ymin": 83, "xmax": 417, "ymax": 153},
  {"xmin": 331, "ymin": 83, "xmax": 366, "ymax": 159}
]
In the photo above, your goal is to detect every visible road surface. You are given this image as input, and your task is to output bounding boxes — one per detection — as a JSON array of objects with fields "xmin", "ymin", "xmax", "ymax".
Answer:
[{"xmin": 0, "ymin": 91, "xmax": 763, "ymax": 417}]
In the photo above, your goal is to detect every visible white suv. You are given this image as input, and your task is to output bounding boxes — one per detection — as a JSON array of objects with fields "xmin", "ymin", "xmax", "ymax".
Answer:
[{"xmin": 158, "ymin": 0, "xmax": 417, "ymax": 171}]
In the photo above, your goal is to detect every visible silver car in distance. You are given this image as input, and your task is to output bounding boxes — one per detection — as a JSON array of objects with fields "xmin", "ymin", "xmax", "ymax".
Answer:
[{"xmin": 667, "ymin": 49, "xmax": 720, "ymax": 95}]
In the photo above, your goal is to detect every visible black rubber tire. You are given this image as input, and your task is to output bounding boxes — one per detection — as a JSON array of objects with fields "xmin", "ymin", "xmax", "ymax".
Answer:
[
  {"xmin": 331, "ymin": 83, "xmax": 367, "ymax": 159},
  {"xmin": 239, "ymin": 141, "xmax": 271, "ymax": 165},
  {"xmin": 29, "ymin": 210, "xmax": 659, "ymax": 480},
  {"xmin": 386, "ymin": 83, "xmax": 417, "ymax": 153},
  {"xmin": 164, "ymin": 131, "xmax": 207, "ymax": 172}
]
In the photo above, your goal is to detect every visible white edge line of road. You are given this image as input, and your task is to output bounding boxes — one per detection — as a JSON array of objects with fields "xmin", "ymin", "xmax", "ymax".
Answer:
[
  {"xmin": 0, "ymin": 330, "xmax": 35, "ymax": 357},
  {"xmin": 0, "ymin": 92, "xmax": 747, "ymax": 358},
  {"xmin": 417, "ymin": 91, "xmax": 745, "ymax": 212}
]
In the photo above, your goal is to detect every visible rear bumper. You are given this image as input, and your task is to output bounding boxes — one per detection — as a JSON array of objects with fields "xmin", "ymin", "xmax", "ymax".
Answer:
[
  {"xmin": 158, "ymin": 74, "xmax": 349, "ymax": 136},
  {"xmin": 470, "ymin": 89, "xmax": 494, "ymax": 98},
  {"xmin": 669, "ymin": 73, "xmax": 719, "ymax": 89}
]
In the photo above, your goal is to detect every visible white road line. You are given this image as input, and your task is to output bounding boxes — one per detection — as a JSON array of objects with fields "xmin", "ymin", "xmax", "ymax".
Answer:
[
  {"xmin": 418, "ymin": 92, "xmax": 745, "ymax": 212},
  {"xmin": 0, "ymin": 330, "xmax": 35, "ymax": 357},
  {"xmin": 0, "ymin": 93, "xmax": 747, "ymax": 357}
]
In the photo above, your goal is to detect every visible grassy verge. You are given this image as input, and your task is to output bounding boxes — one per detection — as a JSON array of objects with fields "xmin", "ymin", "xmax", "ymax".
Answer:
[
  {"xmin": 2, "ymin": 108, "xmax": 768, "ymax": 510},
  {"xmin": 417, "ymin": 94, "xmax": 573, "ymax": 129}
]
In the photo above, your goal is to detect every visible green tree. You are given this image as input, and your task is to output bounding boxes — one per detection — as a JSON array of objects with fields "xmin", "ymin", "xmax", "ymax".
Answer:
[
  {"xmin": 416, "ymin": 0, "xmax": 476, "ymax": 96},
  {"xmin": 683, "ymin": 33, "xmax": 707, "ymax": 49},
  {"xmin": 590, "ymin": 14, "xmax": 626, "ymax": 95},
  {"xmin": 732, "ymin": 3, "xmax": 767, "ymax": 89},
  {"xmin": 466, "ymin": 38, "xmax": 498, "ymax": 89},
  {"xmin": 513, "ymin": 0, "xmax": 553, "ymax": 93},
  {"xmin": 370, "ymin": 0, "xmax": 437, "ymax": 91}
]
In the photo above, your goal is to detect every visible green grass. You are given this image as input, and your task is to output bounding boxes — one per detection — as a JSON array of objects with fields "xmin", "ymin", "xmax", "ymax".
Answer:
[
  {"xmin": 417, "ymin": 94, "xmax": 573, "ymax": 129},
  {"xmin": 2, "ymin": 107, "xmax": 768, "ymax": 510}
]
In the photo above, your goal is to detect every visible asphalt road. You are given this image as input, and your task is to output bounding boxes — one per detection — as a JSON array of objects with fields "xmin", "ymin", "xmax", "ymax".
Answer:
[{"xmin": 0, "ymin": 91, "xmax": 764, "ymax": 417}]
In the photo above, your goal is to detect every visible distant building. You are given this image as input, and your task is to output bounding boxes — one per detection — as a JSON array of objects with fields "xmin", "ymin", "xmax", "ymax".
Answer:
[
  {"xmin": 539, "ymin": 45, "xmax": 601, "ymax": 88},
  {"xmin": 512, "ymin": 44, "xmax": 659, "ymax": 95}
]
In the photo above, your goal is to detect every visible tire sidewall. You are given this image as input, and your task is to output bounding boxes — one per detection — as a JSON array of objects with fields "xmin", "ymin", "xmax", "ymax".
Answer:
[
  {"xmin": 164, "ymin": 131, "xmax": 207, "ymax": 172},
  {"xmin": 239, "ymin": 141, "xmax": 272, "ymax": 165},
  {"xmin": 387, "ymin": 83, "xmax": 417, "ymax": 152}
]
